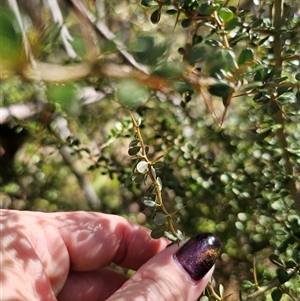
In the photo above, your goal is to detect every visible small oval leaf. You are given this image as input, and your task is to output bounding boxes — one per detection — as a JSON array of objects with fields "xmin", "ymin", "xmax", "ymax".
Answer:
[
  {"xmin": 208, "ymin": 83, "xmax": 233, "ymax": 99},
  {"xmin": 276, "ymin": 269, "xmax": 289, "ymax": 284},
  {"xmin": 128, "ymin": 146, "xmax": 141, "ymax": 156},
  {"xmin": 238, "ymin": 48, "xmax": 254, "ymax": 66},
  {"xmin": 141, "ymin": 196, "xmax": 157, "ymax": 207},
  {"xmin": 164, "ymin": 231, "xmax": 178, "ymax": 241},
  {"xmin": 129, "ymin": 140, "xmax": 140, "ymax": 148},
  {"xmin": 137, "ymin": 161, "xmax": 148, "ymax": 173},
  {"xmin": 132, "ymin": 172, "xmax": 145, "ymax": 183},
  {"xmin": 150, "ymin": 166, "xmax": 156, "ymax": 179},
  {"xmin": 154, "ymin": 212, "xmax": 168, "ymax": 225},
  {"xmin": 156, "ymin": 177, "xmax": 162, "ymax": 191},
  {"xmin": 181, "ymin": 18, "xmax": 192, "ymax": 28},
  {"xmin": 175, "ymin": 229, "xmax": 184, "ymax": 240},
  {"xmin": 150, "ymin": 9, "xmax": 161, "ymax": 24},
  {"xmin": 219, "ymin": 8, "xmax": 234, "ymax": 22},
  {"xmin": 269, "ymin": 254, "xmax": 284, "ymax": 267},
  {"xmin": 151, "ymin": 228, "xmax": 165, "ymax": 239},
  {"xmin": 271, "ymin": 288, "xmax": 282, "ymax": 301}
]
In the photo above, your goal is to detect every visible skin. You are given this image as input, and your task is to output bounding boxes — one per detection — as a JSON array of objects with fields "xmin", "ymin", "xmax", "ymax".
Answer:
[{"xmin": 1, "ymin": 210, "xmax": 214, "ymax": 301}]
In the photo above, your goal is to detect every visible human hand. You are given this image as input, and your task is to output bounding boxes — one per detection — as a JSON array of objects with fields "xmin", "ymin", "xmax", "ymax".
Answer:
[{"xmin": 1, "ymin": 210, "xmax": 221, "ymax": 301}]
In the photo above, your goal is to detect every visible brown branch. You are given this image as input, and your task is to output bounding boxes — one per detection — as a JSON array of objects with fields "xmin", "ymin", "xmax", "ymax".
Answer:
[
  {"xmin": 50, "ymin": 116, "xmax": 101, "ymax": 209},
  {"xmin": 245, "ymin": 267, "xmax": 300, "ymax": 301}
]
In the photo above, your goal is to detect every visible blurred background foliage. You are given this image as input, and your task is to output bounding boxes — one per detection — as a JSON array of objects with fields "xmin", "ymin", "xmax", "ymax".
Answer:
[{"xmin": 0, "ymin": 0, "xmax": 300, "ymax": 300}]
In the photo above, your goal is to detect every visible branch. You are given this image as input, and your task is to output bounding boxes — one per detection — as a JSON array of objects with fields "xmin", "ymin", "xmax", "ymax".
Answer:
[
  {"xmin": 0, "ymin": 87, "xmax": 107, "ymax": 124},
  {"xmin": 50, "ymin": 116, "xmax": 102, "ymax": 209},
  {"xmin": 45, "ymin": 0, "xmax": 77, "ymax": 59},
  {"xmin": 0, "ymin": 103, "xmax": 37, "ymax": 124},
  {"xmin": 69, "ymin": 0, "xmax": 149, "ymax": 74},
  {"xmin": 245, "ymin": 267, "xmax": 300, "ymax": 301}
]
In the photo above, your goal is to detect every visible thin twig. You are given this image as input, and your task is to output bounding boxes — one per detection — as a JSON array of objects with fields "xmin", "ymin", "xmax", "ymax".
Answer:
[
  {"xmin": 129, "ymin": 111, "xmax": 180, "ymax": 239},
  {"xmin": 245, "ymin": 267, "xmax": 299, "ymax": 301}
]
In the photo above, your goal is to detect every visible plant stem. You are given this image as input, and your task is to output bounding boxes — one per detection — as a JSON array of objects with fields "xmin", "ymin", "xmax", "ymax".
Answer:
[
  {"xmin": 129, "ymin": 111, "xmax": 179, "ymax": 239},
  {"xmin": 245, "ymin": 266, "xmax": 300, "ymax": 301}
]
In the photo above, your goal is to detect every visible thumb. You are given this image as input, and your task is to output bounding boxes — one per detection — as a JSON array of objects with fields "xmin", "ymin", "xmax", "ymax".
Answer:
[{"xmin": 107, "ymin": 233, "xmax": 221, "ymax": 301}]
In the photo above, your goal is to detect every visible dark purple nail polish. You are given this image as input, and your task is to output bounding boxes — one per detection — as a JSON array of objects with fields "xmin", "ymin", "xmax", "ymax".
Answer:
[{"xmin": 174, "ymin": 233, "xmax": 221, "ymax": 281}]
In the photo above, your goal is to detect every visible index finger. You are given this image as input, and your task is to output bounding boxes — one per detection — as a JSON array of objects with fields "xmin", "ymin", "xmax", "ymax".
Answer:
[{"xmin": 53, "ymin": 211, "xmax": 168, "ymax": 271}]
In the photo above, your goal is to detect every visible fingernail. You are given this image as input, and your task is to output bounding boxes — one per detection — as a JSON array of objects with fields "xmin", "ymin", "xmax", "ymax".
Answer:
[{"xmin": 174, "ymin": 233, "xmax": 221, "ymax": 281}]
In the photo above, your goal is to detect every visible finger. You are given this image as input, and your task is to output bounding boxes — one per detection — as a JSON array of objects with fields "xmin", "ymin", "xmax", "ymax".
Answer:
[
  {"xmin": 53, "ymin": 211, "xmax": 168, "ymax": 271},
  {"xmin": 1, "ymin": 210, "xmax": 69, "ymax": 299},
  {"xmin": 107, "ymin": 233, "xmax": 221, "ymax": 301},
  {"xmin": 57, "ymin": 267, "xmax": 128, "ymax": 301}
]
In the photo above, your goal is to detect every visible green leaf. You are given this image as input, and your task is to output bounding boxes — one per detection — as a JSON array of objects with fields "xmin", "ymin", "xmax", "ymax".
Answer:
[
  {"xmin": 186, "ymin": 45, "xmax": 207, "ymax": 65},
  {"xmin": 219, "ymin": 284, "xmax": 224, "ymax": 297},
  {"xmin": 285, "ymin": 260, "xmax": 297, "ymax": 268},
  {"xmin": 271, "ymin": 288, "xmax": 282, "ymax": 301},
  {"xmin": 276, "ymin": 268, "xmax": 289, "ymax": 284},
  {"xmin": 208, "ymin": 83, "xmax": 233, "ymax": 99},
  {"xmin": 225, "ymin": 17, "xmax": 239, "ymax": 31},
  {"xmin": 132, "ymin": 172, "xmax": 145, "ymax": 183},
  {"xmin": 47, "ymin": 84, "xmax": 80, "ymax": 116},
  {"xmin": 0, "ymin": 8, "xmax": 23, "ymax": 66},
  {"xmin": 238, "ymin": 48, "xmax": 254, "ymax": 66},
  {"xmin": 128, "ymin": 146, "xmax": 141, "ymax": 156},
  {"xmin": 295, "ymin": 73, "xmax": 300, "ymax": 81},
  {"xmin": 153, "ymin": 161, "xmax": 164, "ymax": 169},
  {"xmin": 156, "ymin": 177, "xmax": 162, "ymax": 191},
  {"xmin": 151, "ymin": 228, "xmax": 165, "ymax": 239},
  {"xmin": 154, "ymin": 212, "xmax": 168, "ymax": 225},
  {"xmin": 292, "ymin": 248, "xmax": 300, "ymax": 262},
  {"xmin": 136, "ymin": 161, "xmax": 148, "ymax": 173},
  {"xmin": 206, "ymin": 49, "xmax": 236, "ymax": 76},
  {"xmin": 116, "ymin": 80, "xmax": 149, "ymax": 109},
  {"xmin": 269, "ymin": 254, "xmax": 284, "ymax": 266},
  {"xmin": 219, "ymin": 8, "xmax": 235, "ymax": 22},
  {"xmin": 166, "ymin": 9, "xmax": 177, "ymax": 15},
  {"xmin": 241, "ymin": 280, "xmax": 255, "ymax": 289},
  {"xmin": 129, "ymin": 140, "xmax": 140, "ymax": 148},
  {"xmin": 192, "ymin": 34, "xmax": 203, "ymax": 45},
  {"xmin": 141, "ymin": 196, "xmax": 157, "ymax": 207},
  {"xmin": 181, "ymin": 18, "xmax": 192, "ymax": 28},
  {"xmin": 150, "ymin": 166, "xmax": 156, "ymax": 179},
  {"xmin": 150, "ymin": 9, "xmax": 161, "ymax": 24},
  {"xmin": 153, "ymin": 62, "xmax": 183, "ymax": 78},
  {"xmin": 140, "ymin": 0, "xmax": 157, "ymax": 7},
  {"xmin": 130, "ymin": 36, "xmax": 167, "ymax": 65},
  {"xmin": 256, "ymin": 129, "xmax": 272, "ymax": 142},
  {"xmin": 198, "ymin": 3, "xmax": 215, "ymax": 16},
  {"xmin": 175, "ymin": 229, "xmax": 184, "ymax": 240},
  {"xmin": 164, "ymin": 231, "xmax": 178, "ymax": 241}
]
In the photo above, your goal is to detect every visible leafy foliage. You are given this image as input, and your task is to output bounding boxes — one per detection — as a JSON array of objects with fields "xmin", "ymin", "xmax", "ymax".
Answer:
[{"xmin": 1, "ymin": 0, "xmax": 300, "ymax": 300}]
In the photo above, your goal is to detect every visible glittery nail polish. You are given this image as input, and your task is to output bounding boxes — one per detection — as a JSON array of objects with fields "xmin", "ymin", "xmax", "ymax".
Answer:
[{"xmin": 174, "ymin": 233, "xmax": 221, "ymax": 281}]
